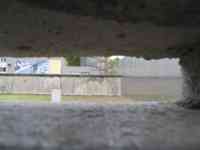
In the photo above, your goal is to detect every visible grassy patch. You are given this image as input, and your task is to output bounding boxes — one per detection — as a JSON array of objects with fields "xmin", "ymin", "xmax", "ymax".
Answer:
[
  {"xmin": 0, "ymin": 94, "xmax": 178, "ymax": 103},
  {"xmin": 0, "ymin": 94, "xmax": 50, "ymax": 103}
]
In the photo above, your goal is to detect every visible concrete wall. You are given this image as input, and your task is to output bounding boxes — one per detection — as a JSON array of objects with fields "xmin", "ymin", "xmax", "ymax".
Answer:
[
  {"xmin": 0, "ymin": 75, "xmax": 121, "ymax": 96},
  {"xmin": 119, "ymin": 57, "xmax": 182, "ymax": 77},
  {"xmin": 61, "ymin": 77, "xmax": 121, "ymax": 96},
  {"xmin": 121, "ymin": 77, "xmax": 183, "ymax": 99},
  {"xmin": 0, "ymin": 75, "xmax": 183, "ymax": 98}
]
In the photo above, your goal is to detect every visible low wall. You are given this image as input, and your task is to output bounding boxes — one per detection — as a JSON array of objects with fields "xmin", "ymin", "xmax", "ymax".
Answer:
[
  {"xmin": 61, "ymin": 77, "xmax": 121, "ymax": 96},
  {"xmin": 121, "ymin": 77, "xmax": 183, "ymax": 99},
  {"xmin": 0, "ymin": 75, "xmax": 183, "ymax": 98},
  {"xmin": 0, "ymin": 75, "xmax": 121, "ymax": 96}
]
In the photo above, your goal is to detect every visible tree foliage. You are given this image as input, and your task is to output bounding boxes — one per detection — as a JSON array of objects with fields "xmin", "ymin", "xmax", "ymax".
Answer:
[{"xmin": 65, "ymin": 56, "xmax": 80, "ymax": 66}]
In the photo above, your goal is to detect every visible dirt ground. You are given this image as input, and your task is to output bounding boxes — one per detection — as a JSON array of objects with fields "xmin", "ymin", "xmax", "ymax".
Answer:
[{"xmin": 0, "ymin": 102, "xmax": 199, "ymax": 150}]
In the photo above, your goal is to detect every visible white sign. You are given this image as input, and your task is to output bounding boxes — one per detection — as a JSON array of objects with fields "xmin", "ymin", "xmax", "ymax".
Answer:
[{"xmin": 51, "ymin": 89, "xmax": 61, "ymax": 103}]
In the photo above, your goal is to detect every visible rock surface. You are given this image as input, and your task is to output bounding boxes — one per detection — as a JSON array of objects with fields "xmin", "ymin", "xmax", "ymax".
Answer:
[
  {"xmin": 0, "ymin": 0, "xmax": 199, "ymax": 58},
  {"xmin": 0, "ymin": 102, "xmax": 199, "ymax": 150},
  {"xmin": 178, "ymin": 50, "xmax": 200, "ymax": 108}
]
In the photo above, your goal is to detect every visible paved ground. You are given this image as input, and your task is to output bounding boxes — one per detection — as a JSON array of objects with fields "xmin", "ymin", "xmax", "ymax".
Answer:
[{"xmin": 0, "ymin": 102, "xmax": 199, "ymax": 150}]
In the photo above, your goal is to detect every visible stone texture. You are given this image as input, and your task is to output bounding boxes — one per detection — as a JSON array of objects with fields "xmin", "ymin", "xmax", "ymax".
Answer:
[
  {"xmin": 178, "ymin": 50, "xmax": 200, "ymax": 108},
  {"xmin": 18, "ymin": 0, "xmax": 200, "ymax": 27},
  {"xmin": 0, "ymin": 103, "xmax": 199, "ymax": 149},
  {"xmin": 0, "ymin": 0, "xmax": 199, "ymax": 58}
]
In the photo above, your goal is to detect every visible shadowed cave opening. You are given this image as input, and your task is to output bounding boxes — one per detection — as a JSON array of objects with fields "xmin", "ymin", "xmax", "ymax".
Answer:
[{"xmin": 1, "ymin": 1, "xmax": 200, "ymax": 149}]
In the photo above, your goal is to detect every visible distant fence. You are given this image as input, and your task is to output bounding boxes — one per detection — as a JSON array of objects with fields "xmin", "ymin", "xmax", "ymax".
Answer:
[
  {"xmin": 0, "ymin": 74, "xmax": 122, "ymax": 96},
  {"xmin": 0, "ymin": 74, "xmax": 183, "ymax": 98}
]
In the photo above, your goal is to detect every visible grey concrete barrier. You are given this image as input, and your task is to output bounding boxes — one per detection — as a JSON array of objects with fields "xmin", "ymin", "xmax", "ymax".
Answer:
[
  {"xmin": 0, "ymin": 74, "xmax": 122, "ymax": 96},
  {"xmin": 0, "ymin": 74, "xmax": 183, "ymax": 98}
]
